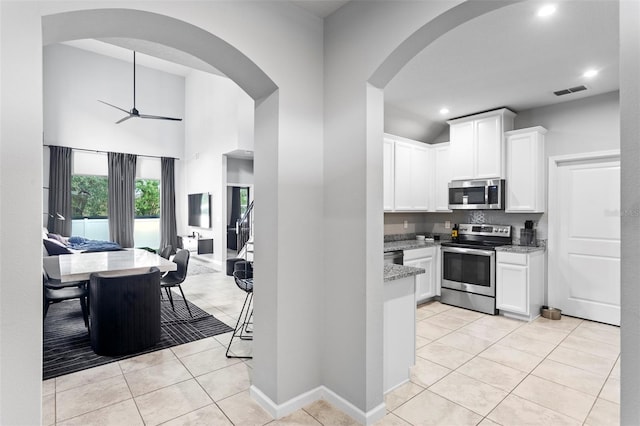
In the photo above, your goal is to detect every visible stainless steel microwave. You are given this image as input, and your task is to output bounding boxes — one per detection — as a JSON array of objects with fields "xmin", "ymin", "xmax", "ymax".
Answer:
[{"xmin": 448, "ymin": 179, "xmax": 505, "ymax": 210}]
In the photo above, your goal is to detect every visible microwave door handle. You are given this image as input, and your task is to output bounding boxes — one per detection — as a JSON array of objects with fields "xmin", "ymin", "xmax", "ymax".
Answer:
[{"xmin": 485, "ymin": 185, "xmax": 489, "ymax": 205}]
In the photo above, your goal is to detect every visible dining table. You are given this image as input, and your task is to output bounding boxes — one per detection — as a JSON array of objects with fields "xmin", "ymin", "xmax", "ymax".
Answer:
[{"xmin": 43, "ymin": 248, "xmax": 177, "ymax": 283}]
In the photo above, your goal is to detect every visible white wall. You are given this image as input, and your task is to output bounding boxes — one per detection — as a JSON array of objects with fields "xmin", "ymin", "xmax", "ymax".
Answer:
[
  {"xmin": 516, "ymin": 91, "xmax": 620, "ymax": 157},
  {"xmin": 324, "ymin": 0, "xmax": 465, "ymax": 415},
  {"xmin": 44, "ymin": 43, "xmax": 185, "ymax": 158},
  {"xmin": 227, "ymin": 157, "xmax": 254, "ymax": 185},
  {"xmin": 182, "ymin": 70, "xmax": 253, "ymax": 267},
  {"xmin": 618, "ymin": 2, "xmax": 640, "ymax": 422},
  {"xmin": 0, "ymin": 3, "xmax": 44, "ymax": 423}
]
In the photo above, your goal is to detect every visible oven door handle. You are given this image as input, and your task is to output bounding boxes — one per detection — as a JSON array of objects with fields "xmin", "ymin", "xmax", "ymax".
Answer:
[{"xmin": 442, "ymin": 247, "xmax": 495, "ymax": 257}]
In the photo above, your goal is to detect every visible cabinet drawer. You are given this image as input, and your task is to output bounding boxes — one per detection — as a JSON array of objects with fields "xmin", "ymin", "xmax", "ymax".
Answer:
[
  {"xmin": 404, "ymin": 247, "xmax": 435, "ymax": 261},
  {"xmin": 497, "ymin": 251, "xmax": 527, "ymax": 266}
]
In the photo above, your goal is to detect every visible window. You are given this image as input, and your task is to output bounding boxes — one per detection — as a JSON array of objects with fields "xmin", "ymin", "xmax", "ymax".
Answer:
[
  {"xmin": 72, "ymin": 175, "xmax": 108, "ymax": 219},
  {"xmin": 72, "ymin": 176, "xmax": 160, "ymax": 219},
  {"xmin": 239, "ymin": 187, "xmax": 250, "ymax": 216},
  {"xmin": 135, "ymin": 179, "xmax": 160, "ymax": 218}
]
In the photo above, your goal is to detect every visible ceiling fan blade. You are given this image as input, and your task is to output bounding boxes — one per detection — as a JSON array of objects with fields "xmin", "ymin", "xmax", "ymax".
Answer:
[
  {"xmin": 116, "ymin": 115, "xmax": 134, "ymax": 124},
  {"xmin": 98, "ymin": 100, "xmax": 130, "ymax": 114},
  {"xmin": 138, "ymin": 113, "xmax": 183, "ymax": 121},
  {"xmin": 102, "ymin": 52, "xmax": 182, "ymax": 124}
]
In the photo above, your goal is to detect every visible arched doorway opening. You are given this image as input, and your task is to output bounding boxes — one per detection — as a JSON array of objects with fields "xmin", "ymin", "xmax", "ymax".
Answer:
[{"xmin": 39, "ymin": 5, "xmax": 280, "ymax": 419}]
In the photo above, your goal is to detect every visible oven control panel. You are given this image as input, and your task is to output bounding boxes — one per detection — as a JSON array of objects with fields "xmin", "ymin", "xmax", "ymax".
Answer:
[{"xmin": 459, "ymin": 224, "xmax": 511, "ymax": 237}]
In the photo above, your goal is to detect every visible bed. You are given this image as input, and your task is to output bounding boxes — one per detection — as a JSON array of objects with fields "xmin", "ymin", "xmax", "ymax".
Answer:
[{"xmin": 43, "ymin": 229, "xmax": 122, "ymax": 255}]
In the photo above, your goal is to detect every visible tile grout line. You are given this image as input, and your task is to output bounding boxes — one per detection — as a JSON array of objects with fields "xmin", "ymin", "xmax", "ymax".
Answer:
[{"xmin": 396, "ymin": 305, "xmax": 614, "ymax": 425}]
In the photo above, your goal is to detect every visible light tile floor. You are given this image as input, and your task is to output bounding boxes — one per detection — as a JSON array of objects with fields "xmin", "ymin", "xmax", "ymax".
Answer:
[{"xmin": 43, "ymin": 269, "xmax": 621, "ymax": 425}]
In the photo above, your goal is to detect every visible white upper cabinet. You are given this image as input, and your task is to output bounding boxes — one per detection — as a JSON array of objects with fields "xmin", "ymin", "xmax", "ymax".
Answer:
[
  {"xmin": 505, "ymin": 126, "xmax": 547, "ymax": 213},
  {"xmin": 449, "ymin": 121, "xmax": 474, "ymax": 180},
  {"xmin": 433, "ymin": 142, "xmax": 452, "ymax": 211},
  {"xmin": 448, "ymin": 108, "xmax": 516, "ymax": 180},
  {"xmin": 383, "ymin": 134, "xmax": 452, "ymax": 212},
  {"xmin": 394, "ymin": 139, "xmax": 431, "ymax": 211},
  {"xmin": 383, "ymin": 137, "xmax": 395, "ymax": 211}
]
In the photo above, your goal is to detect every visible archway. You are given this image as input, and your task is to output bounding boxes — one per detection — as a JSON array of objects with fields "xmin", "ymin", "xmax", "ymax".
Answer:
[
  {"xmin": 43, "ymin": 9, "xmax": 277, "ymax": 101},
  {"xmin": 361, "ymin": 0, "xmax": 636, "ymax": 424},
  {"xmin": 39, "ymin": 5, "xmax": 281, "ymax": 421}
]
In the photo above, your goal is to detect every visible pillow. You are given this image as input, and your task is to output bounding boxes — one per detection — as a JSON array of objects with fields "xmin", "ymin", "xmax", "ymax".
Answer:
[
  {"xmin": 47, "ymin": 233, "xmax": 68, "ymax": 245},
  {"xmin": 43, "ymin": 238, "xmax": 72, "ymax": 255},
  {"xmin": 42, "ymin": 227, "xmax": 49, "ymax": 240}
]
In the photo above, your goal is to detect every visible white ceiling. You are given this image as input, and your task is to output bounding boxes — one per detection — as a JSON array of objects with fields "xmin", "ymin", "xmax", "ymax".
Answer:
[
  {"xmin": 384, "ymin": 0, "xmax": 619, "ymax": 142},
  {"xmin": 61, "ymin": 1, "xmax": 619, "ymax": 145}
]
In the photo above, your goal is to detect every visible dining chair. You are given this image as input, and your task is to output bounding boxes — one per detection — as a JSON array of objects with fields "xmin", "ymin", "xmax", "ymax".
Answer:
[
  {"xmin": 43, "ymin": 271, "xmax": 89, "ymax": 328},
  {"xmin": 89, "ymin": 267, "xmax": 161, "ymax": 356},
  {"xmin": 161, "ymin": 249, "xmax": 192, "ymax": 317},
  {"xmin": 159, "ymin": 245, "xmax": 172, "ymax": 259}
]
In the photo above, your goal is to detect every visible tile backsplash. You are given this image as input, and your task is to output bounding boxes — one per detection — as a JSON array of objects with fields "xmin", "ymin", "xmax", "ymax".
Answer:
[{"xmin": 385, "ymin": 211, "xmax": 547, "ymax": 245}]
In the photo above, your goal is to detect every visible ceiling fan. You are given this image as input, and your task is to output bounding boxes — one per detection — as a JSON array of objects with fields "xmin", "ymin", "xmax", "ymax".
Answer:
[{"xmin": 98, "ymin": 51, "xmax": 182, "ymax": 124}]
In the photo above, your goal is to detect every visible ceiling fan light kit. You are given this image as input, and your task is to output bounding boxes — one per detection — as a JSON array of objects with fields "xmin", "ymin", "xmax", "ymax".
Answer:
[{"xmin": 98, "ymin": 51, "xmax": 182, "ymax": 124}]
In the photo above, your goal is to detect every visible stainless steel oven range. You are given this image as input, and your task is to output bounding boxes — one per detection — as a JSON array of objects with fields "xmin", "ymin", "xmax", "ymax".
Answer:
[{"xmin": 440, "ymin": 223, "xmax": 512, "ymax": 315}]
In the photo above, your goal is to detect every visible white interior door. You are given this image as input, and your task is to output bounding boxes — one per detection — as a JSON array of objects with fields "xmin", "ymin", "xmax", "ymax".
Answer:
[{"xmin": 549, "ymin": 151, "xmax": 620, "ymax": 325}]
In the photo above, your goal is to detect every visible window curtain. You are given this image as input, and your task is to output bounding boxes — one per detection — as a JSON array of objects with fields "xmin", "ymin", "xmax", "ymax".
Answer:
[
  {"xmin": 108, "ymin": 152, "xmax": 137, "ymax": 247},
  {"xmin": 47, "ymin": 146, "xmax": 73, "ymax": 236},
  {"xmin": 229, "ymin": 187, "xmax": 242, "ymax": 227},
  {"xmin": 160, "ymin": 157, "xmax": 178, "ymax": 253}
]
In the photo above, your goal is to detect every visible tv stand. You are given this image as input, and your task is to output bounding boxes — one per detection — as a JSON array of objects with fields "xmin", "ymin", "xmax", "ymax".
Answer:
[{"xmin": 178, "ymin": 235, "xmax": 213, "ymax": 255}]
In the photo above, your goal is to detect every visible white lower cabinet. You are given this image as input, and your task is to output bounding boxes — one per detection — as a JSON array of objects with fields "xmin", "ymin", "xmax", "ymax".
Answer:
[
  {"xmin": 496, "ymin": 250, "xmax": 544, "ymax": 321},
  {"xmin": 404, "ymin": 247, "xmax": 436, "ymax": 304}
]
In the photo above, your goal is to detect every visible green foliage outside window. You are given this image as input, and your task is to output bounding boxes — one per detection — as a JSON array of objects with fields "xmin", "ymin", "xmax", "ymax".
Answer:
[
  {"xmin": 71, "ymin": 175, "xmax": 160, "ymax": 219},
  {"xmin": 72, "ymin": 175, "xmax": 108, "ymax": 218},
  {"xmin": 135, "ymin": 179, "xmax": 160, "ymax": 217},
  {"xmin": 239, "ymin": 188, "xmax": 250, "ymax": 216}
]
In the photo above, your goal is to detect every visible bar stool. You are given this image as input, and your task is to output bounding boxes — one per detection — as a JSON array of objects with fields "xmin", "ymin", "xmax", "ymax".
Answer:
[{"xmin": 226, "ymin": 261, "xmax": 253, "ymax": 359}]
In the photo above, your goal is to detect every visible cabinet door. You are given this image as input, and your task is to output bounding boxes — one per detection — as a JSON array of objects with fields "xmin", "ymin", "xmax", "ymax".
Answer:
[
  {"xmin": 393, "ymin": 141, "xmax": 413, "ymax": 210},
  {"xmin": 475, "ymin": 115, "xmax": 503, "ymax": 178},
  {"xmin": 406, "ymin": 255, "xmax": 436, "ymax": 304},
  {"xmin": 411, "ymin": 144, "xmax": 431, "ymax": 210},
  {"xmin": 383, "ymin": 138, "xmax": 395, "ymax": 211},
  {"xmin": 506, "ymin": 129, "xmax": 545, "ymax": 213},
  {"xmin": 433, "ymin": 143, "xmax": 451, "ymax": 211},
  {"xmin": 496, "ymin": 262, "xmax": 529, "ymax": 315},
  {"xmin": 450, "ymin": 121, "xmax": 475, "ymax": 180},
  {"xmin": 506, "ymin": 132, "xmax": 536, "ymax": 211}
]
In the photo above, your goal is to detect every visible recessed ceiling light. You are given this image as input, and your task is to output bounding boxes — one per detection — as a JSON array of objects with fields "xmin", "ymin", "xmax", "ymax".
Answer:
[
  {"xmin": 537, "ymin": 4, "xmax": 556, "ymax": 17},
  {"xmin": 439, "ymin": 107, "xmax": 450, "ymax": 115},
  {"xmin": 583, "ymin": 69, "xmax": 599, "ymax": 78}
]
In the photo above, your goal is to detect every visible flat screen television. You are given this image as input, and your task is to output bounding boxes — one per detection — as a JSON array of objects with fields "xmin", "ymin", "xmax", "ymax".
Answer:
[{"xmin": 188, "ymin": 193, "xmax": 211, "ymax": 228}]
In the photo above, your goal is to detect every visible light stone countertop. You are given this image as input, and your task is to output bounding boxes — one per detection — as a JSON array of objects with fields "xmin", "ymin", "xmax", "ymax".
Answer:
[
  {"xmin": 494, "ymin": 245, "xmax": 546, "ymax": 254},
  {"xmin": 384, "ymin": 263, "xmax": 425, "ymax": 282},
  {"xmin": 384, "ymin": 240, "xmax": 438, "ymax": 252}
]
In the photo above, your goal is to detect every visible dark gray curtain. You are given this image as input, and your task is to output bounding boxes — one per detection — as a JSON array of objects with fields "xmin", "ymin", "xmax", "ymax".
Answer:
[
  {"xmin": 229, "ymin": 187, "xmax": 242, "ymax": 227},
  {"xmin": 160, "ymin": 157, "xmax": 178, "ymax": 253},
  {"xmin": 108, "ymin": 152, "xmax": 137, "ymax": 247},
  {"xmin": 47, "ymin": 146, "xmax": 73, "ymax": 236}
]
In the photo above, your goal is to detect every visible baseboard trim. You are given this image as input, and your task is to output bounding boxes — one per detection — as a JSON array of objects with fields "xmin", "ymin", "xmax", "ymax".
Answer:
[
  {"xmin": 250, "ymin": 385, "xmax": 386, "ymax": 425},
  {"xmin": 322, "ymin": 386, "xmax": 386, "ymax": 425},
  {"xmin": 250, "ymin": 385, "xmax": 322, "ymax": 420}
]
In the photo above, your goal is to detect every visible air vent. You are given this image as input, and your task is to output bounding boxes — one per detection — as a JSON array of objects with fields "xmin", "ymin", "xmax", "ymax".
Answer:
[{"xmin": 554, "ymin": 85, "xmax": 588, "ymax": 96}]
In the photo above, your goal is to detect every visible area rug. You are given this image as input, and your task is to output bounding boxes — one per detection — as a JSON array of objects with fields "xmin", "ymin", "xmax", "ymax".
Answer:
[
  {"xmin": 188, "ymin": 258, "xmax": 219, "ymax": 276},
  {"xmin": 43, "ymin": 297, "xmax": 233, "ymax": 380}
]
